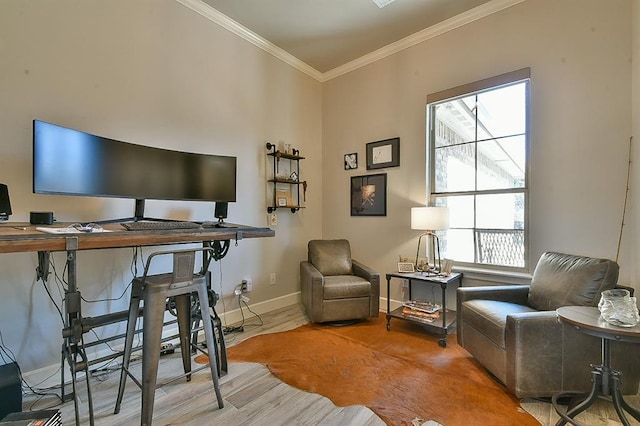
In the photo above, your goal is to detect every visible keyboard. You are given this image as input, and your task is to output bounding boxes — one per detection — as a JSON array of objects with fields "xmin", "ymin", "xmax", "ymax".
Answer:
[{"xmin": 120, "ymin": 220, "xmax": 201, "ymax": 231}]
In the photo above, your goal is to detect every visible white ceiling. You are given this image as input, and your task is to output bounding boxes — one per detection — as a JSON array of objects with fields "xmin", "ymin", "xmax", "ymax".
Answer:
[{"xmin": 198, "ymin": 0, "xmax": 495, "ymax": 73}]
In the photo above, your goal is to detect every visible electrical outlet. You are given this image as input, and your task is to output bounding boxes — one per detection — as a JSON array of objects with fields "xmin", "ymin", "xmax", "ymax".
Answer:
[
  {"xmin": 269, "ymin": 272, "xmax": 276, "ymax": 285},
  {"xmin": 241, "ymin": 278, "xmax": 252, "ymax": 292},
  {"xmin": 270, "ymin": 213, "xmax": 278, "ymax": 226}
]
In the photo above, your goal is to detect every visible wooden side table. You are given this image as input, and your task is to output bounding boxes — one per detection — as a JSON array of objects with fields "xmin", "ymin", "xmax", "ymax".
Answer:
[{"xmin": 553, "ymin": 306, "xmax": 640, "ymax": 426}]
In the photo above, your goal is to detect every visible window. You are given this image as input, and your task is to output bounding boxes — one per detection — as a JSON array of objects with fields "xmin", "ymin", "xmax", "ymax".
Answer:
[{"xmin": 427, "ymin": 69, "xmax": 530, "ymax": 270}]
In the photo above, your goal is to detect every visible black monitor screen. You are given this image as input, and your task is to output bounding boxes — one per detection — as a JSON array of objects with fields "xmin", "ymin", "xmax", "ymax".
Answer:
[{"xmin": 33, "ymin": 120, "xmax": 236, "ymax": 203}]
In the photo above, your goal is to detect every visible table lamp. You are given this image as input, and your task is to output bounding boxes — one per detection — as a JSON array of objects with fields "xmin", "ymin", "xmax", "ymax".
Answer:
[{"xmin": 411, "ymin": 206, "xmax": 449, "ymax": 274}]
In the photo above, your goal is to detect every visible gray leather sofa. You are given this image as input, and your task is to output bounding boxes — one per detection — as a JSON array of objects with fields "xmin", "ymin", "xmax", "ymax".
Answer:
[
  {"xmin": 300, "ymin": 239, "xmax": 380, "ymax": 323},
  {"xmin": 457, "ymin": 252, "xmax": 640, "ymax": 398}
]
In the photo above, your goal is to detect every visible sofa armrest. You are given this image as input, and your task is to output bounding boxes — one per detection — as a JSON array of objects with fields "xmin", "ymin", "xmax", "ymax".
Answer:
[
  {"xmin": 352, "ymin": 259, "xmax": 380, "ymax": 314},
  {"xmin": 505, "ymin": 311, "xmax": 563, "ymax": 397},
  {"xmin": 300, "ymin": 261, "xmax": 325, "ymax": 322}
]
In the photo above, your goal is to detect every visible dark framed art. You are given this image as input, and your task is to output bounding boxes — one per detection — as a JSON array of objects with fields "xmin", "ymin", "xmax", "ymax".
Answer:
[
  {"xmin": 344, "ymin": 153, "xmax": 358, "ymax": 170},
  {"xmin": 350, "ymin": 173, "xmax": 387, "ymax": 216},
  {"xmin": 366, "ymin": 137, "xmax": 400, "ymax": 170}
]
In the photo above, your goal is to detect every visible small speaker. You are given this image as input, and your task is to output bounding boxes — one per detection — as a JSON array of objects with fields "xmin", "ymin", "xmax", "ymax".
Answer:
[
  {"xmin": 0, "ymin": 184, "xmax": 11, "ymax": 220},
  {"xmin": 0, "ymin": 362, "xmax": 22, "ymax": 419},
  {"xmin": 214, "ymin": 202, "xmax": 228, "ymax": 222},
  {"xmin": 30, "ymin": 211, "xmax": 54, "ymax": 225}
]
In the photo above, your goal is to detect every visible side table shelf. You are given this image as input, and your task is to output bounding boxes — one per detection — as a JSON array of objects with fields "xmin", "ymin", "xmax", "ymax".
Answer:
[
  {"xmin": 385, "ymin": 272, "xmax": 463, "ymax": 347},
  {"xmin": 265, "ymin": 142, "xmax": 307, "ymax": 213}
]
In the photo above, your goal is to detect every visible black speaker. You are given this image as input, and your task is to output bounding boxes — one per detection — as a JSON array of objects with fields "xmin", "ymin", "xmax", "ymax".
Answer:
[
  {"xmin": 30, "ymin": 211, "xmax": 53, "ymax": 225},
  {"xmin": 214, "ymin": 202, "xmax": 228, "ymax": 222},
  {"xmin": 0, "ymin": 184, "xmax": 11, "ymax": 221},
  {"xmin": 0, "ymin": 362, "xmax": 22, "ymax": 419}
]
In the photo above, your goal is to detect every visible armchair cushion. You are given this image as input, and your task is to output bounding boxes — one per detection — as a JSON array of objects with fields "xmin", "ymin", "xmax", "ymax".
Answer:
[
  {"xmin": 462, "ymin": 300, "xmax": 537, "ymax": 348},
  {"xmin": 308, "ymin": 239, "xmax": 352, "ymax": 276},
  {"xmin": 527, "ymin": 252, "xmax": 618, "ymax": 311},
  {"xmin": 323, "ymin": 275, "xmax": 372, "ymax": 299}
]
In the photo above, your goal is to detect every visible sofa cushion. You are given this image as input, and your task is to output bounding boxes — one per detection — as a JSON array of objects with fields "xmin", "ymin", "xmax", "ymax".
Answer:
[
  {"xmin": 308, "ymin": 239, "xmax": 353, "ymax": 276},
  {"xmin": 462, "ymin": 300, "xmax": 537, "ymax": 348},
  {"xmin": 527, "ymin": 252, "xmax": 619, "ymax": 311}
]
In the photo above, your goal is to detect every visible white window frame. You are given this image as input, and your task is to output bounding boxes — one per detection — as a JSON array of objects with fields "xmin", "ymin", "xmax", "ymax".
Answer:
[{"xmin": 426, "ymin": 68, "xmax": 531, "ymax": 272}]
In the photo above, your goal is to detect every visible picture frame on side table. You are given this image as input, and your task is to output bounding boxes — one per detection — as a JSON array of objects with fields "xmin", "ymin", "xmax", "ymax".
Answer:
[
  {"xmin": 350, "ymin": 173, "xmax": 387, "ymax": 216},
  {"xmin": 366, "ymin": 137, "xmax": 399, "ymax": 170}
]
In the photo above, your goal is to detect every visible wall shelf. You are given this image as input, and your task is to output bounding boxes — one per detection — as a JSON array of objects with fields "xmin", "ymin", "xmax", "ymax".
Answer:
[{"xmin": 266, "ymin": 142, "xmax": 306, "ymax": 213}]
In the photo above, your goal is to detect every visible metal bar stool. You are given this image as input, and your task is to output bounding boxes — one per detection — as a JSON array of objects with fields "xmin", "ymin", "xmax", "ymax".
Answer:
[{"xmin": 114, "ymin": 248, "xmax": 224, "ymax": 425}]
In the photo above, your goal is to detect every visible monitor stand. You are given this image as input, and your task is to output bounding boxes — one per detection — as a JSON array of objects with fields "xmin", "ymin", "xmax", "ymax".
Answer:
[{"xmin": 94, "ymin": 199, "xmax": 169, "ymax": 224}]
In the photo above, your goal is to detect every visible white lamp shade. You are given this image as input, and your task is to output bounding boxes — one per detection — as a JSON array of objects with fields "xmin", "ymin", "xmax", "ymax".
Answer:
[{"xmin": 411, "ymin": 206, "xmax": 449, "ymax": 231}]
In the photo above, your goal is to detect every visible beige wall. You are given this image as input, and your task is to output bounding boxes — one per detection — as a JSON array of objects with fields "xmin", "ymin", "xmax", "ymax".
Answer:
[
  {"xmin": 322, "ymin": 0, "xmax": 634, "ymax": 298},
  {"xmin": 0, "ymin": 0, "xmax": 322, "ymax": 372}
]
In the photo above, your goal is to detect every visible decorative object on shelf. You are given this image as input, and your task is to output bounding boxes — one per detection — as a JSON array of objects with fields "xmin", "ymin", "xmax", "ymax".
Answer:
[
  {"xmin": 344, "ymin": 153, "xmax": 358, "ymax": 170},
  {"xmin": 266, "ymin": 142, "xmax": 305, "ymax": 213},
  {"xmin": 366, "ymin": 137, "xmax": 400, "ymax": 170},
  {"xmin": 441, "ymin": 259, "xmax": 454, "ymax": 276},
  {"xmin": 350, "ymin": 174, "xmax": 387, "ymax": 216},
  {"xmin": 411, "ymin": 206, "xmax": 449, "ymax": 274},
  {"xmin": 598, "ymin": 288, "xmax": 640, "ymax": 327}
]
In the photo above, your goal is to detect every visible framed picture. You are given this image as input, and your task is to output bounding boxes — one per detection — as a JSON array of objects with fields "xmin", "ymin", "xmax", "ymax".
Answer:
[
  {"xmin": 366, "ymin": 137, "xmax": 400, "ymax": 170},
  {"xmin": 344, "ymin": 153, "xmax": 358, "ymax": 170},
  {"xmin": 350, "ymin": 173, "xmax": 387, "ymax": 216}
]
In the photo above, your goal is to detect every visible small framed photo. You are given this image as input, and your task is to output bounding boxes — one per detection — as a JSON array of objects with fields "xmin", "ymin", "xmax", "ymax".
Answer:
[
  {"xmin": 366, "ymin": 137, "xmax": 400, "ymax": 170},
  {"xmin": 398, "ymin": 262, "xmax": 415, "ymax": 273},
  {"xmin": 350, "ymin": 173, "xmax": 387, "ymax": 216},
  {"xmin": 344, "ymin": 153, "xmax": 358, "ymax": 170}
]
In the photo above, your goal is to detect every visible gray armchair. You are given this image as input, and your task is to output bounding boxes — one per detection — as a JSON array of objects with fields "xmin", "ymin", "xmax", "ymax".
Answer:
[
  {"xmin": 300, "ymin": 239, "xmax": 380, "ymax": 323},
  {"xmin": 457, "ymin": 251, "xmax": 640, "ymax": 398}
]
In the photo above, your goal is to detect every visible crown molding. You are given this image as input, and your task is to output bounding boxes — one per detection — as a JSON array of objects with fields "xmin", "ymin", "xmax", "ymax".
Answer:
[
  {"xmin": 175, "ymin": 0, "xmax": 323, "ymax": 81},
  {"xmin": 322, "ymin": 0, "xmax": 527, "ymax": 81},
  {"xmin": 176, "ymin": 0, "xmax": 526, "ymax": 83}
]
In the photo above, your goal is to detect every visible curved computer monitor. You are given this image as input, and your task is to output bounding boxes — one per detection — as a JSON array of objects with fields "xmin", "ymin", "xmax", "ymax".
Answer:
[{"xmin": 33, "ymin": 120, "xmax": 236, "ymax": 220}]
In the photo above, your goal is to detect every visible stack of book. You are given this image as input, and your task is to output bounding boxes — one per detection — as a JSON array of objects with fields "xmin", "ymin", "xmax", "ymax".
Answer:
[
  {"xmin": 0, "ymin": 410, "xmax": 61, "ymax": 426},
  {"xmin": 402, "ymin": 301, "xmax": 441, "ymax": 322}
]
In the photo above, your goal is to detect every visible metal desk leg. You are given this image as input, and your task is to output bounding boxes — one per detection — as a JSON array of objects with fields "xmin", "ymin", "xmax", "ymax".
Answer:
[{"xmin": 61, "ymin": 239, "xmax": 95, "ymax": 426}]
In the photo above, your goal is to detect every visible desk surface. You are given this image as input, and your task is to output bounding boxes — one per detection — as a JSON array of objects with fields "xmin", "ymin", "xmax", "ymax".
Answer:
[
  {"xmin": 0, "ymin": 222, "xmax": 275, "ymax": 253},
  {"xmin": 557, "ymin": 306, "xmax": 640, "ymax": 343}
]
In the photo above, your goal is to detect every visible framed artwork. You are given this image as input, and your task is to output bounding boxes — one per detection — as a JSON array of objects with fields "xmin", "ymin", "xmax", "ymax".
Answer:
[
  {"xmin": 344, "ymin": 153, "xmax": 358, "ymax": 170},
  {"xmin": 350, "ymin": 173, "xmax": 387, "ymax": 216},
  {"xmin": 366, "ymin": 137, "xmax": 400, "ymax": 170}
]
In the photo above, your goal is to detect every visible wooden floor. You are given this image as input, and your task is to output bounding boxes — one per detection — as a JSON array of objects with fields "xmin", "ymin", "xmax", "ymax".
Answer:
[{"xmin": 23, "ymin": 303, "xmax": 640, "ymax": 425}]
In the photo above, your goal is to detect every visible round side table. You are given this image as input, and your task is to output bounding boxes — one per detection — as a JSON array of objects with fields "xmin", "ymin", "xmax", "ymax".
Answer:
[{"xmin": 553, "ymin": 306, "xmax": 640, "ymax": 426}]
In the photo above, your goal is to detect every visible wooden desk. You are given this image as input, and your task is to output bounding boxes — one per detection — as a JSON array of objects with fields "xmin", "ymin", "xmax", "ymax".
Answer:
[
  {"xmin": 0, "ymin": 221, "xmax": 274, "ymax": 425},
  {"xmin": 0, "ymin": 222, "xmax": 273, "ymax": 253}
]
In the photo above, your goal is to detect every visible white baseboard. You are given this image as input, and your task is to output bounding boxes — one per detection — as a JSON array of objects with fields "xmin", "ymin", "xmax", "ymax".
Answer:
[{"xmin": 22, "ymin": 291, "xmax": 302, "ymax": 390}]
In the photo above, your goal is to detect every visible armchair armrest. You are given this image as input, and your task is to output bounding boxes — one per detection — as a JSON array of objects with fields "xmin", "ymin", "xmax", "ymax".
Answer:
[
  {"xmin": 300, "ymin": 261, "xmax": 325, "ymax": 322},
  {"xmin": 352, "ymin": 259, "xmax": 379, "ymax": 284},
  {"xmin": 505, "ymin": 311, "xmax": 563, "ymax": 397},
  {"xmin": 352, "ymin": 259, "xmax": 380, "ymax": 314}
]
